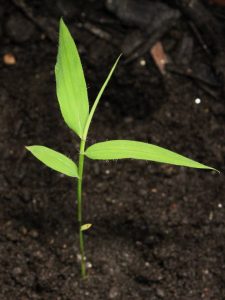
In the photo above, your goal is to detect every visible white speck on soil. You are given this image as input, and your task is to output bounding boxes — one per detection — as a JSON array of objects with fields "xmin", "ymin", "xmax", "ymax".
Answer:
[
  {"xmin": 76, "ymin": 254, "xmax": 82, "ymax": 262},
  {"xmin": 140, "ymin": 59, "xmax": 146, "ymax": 66},
  {"xmin": 86, "ymin": 261, "xmax": 92, "ymax": 269},
  {"xmin": 145, "ymin": 261, "xmax": 150, "ymax": 267},
  {"xmin": 195, "ymin": 98, "xmax": 201, "ymax": 104}
]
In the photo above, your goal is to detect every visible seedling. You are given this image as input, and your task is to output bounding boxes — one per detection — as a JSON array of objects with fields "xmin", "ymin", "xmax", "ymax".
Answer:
[{"xmin": 26, "ymin": 19, "xmax": 216, "ymax": 278}]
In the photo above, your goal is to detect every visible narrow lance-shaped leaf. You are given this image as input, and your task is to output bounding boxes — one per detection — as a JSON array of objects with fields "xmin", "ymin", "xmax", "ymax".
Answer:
[
  {"xmin": 85, "ymin": 140, "xmax": 215, "ymax": 170},
  {"xmin": 82, "ymin": 55, "xmax": 121, "ymax": 139},
  {"xmin": 26, "ymin": 146, "xmax": 79, "ymax": 177},
  {"xmin": 55, "ymin": 19, "xmax": 89, "ymax": 138}
]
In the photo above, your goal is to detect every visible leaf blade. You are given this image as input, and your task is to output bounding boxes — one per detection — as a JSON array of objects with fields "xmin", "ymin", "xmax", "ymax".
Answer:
[
  {"xmin": 82, "ymin": 55, "xmax": 121, "ymax": 139},
  {"xmin": 85, "ymin": 140, "xmax": 215, "ymax": 170},
  {"xmin": 26, "ymin": 145, "xmax": 78, "ymax": 177},
  {"xmin": 55, "ymin": 19, "xmax": 89, "ymax": 138}
]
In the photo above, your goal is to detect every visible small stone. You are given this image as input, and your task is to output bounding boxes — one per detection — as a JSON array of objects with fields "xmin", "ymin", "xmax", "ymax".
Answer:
[
  {"xmin": 203, "ymin": 269, "xmax": 209, "ymax": 275},
  {"xmin": 33, "ymin": 250, "xmax": 44, "ymax": 260},
  {"xmin": 3, "ymin": 53, "xmax": 16, "ymax": 65},
  {"xmin": 76, "ymin": 254, "xmax": 82, "ymax": 262},
  {"xmin": 12, "ymin": 267, "xmax": 22, "ymax": 276},
  {"xmin": 6, "ymin": 12, "xmax": 35, "ymax": 43},
  {"xmin": 30, "ymin": 229, "xmax": 39, "ymax": 238},
  {"xmin": 140, "ymin": 59, "xmax": 146, "ymax": 66},
  {"xmin": 109, "ymin": 287, "xmax": 119, "ymax": 299},
  {"xmin": 145, "ymin": 261, "xmax": 150, "ymax": 267},
  {"xmin": 156, "ymin": 288, "xmax": 165, "ymax": 298},
  {"xmin": 209, "ymin": 211, "xmax": 213, "ymax": 221},
  {"xmin": 86, "ymin": 261, "xmax": 92, "ymax": 269},
  {"xmin": 20, "ymin": 226, "xmax": 28, "ymax": 235}
]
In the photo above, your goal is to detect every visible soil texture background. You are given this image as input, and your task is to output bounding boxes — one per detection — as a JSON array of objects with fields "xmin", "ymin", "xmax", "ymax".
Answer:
[{"xmin": 0, "ymin": 0, "xmax": 225, "ymax": 299}]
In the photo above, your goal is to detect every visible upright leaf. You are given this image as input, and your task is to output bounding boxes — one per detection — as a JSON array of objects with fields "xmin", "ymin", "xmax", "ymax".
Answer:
[
  {"xmin": 26, "ymin": 145, "xmax": 79, "ymax": 177},
  {"xmin": 85, "ymin": 140, "xmax": 215, "ymax": 170},
  {"xmin": 55, "ymin": 19, "xmax": 89, "ymax": 138},
  {"xmin": 82, "ymin": 55, "xmax": 121, "ymax": 139}
]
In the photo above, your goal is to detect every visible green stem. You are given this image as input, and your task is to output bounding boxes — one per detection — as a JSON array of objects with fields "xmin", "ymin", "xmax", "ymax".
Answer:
[
  {"xmin": 77, "ymin": 138, "xmax": 86, "ymax": 278},
  {"xmin": 76, "ymin": 56, "xmax": 121, "ymax": 277}
]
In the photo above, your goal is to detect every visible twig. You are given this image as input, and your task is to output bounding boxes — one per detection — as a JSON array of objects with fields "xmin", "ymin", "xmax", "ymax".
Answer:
[
  {"xmin": 189, "ymin": 21, "xmax": 211, "ymax": 56},
  {"xmin": 81, "ymin": 22, "xmax": 118, "ymax": 46},
  {"xmin": 11, "ymin": 0, "xmax": 57, "ymax": 42}
]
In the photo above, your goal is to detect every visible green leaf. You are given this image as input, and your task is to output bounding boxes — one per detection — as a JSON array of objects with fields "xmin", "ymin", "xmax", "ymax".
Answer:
[
  {"xmin": 26, "ymin": 145, "xmax": 78, "ymax": 177},
  {"xmin": 55, "ymin": 18, "xmax": 89, "ymax": 138},
  {"xmin": 85, "ymin": 140, "xmax": 215, "ymax": 170},
  {"xmin": 82, "ymin": 55, "xmax": 121, "ymax": 139}
]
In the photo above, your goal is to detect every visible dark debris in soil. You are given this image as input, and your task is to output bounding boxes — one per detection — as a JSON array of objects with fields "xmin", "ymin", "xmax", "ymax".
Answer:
[{"xmin": 0, "ymin": 0, "xmax": 225, "ymax": 299}]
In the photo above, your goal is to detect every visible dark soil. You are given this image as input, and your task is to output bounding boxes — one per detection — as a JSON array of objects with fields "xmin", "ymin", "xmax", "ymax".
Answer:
[{"xmin": 0, "ymin": 1, "xmax": 225, "ymax": 299}]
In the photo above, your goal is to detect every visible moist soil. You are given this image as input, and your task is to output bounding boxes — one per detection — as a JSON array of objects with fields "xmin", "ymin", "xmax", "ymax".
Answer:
[{"xmin": 0, "ymin": 1, "xmax": 225, "ymax": 299}]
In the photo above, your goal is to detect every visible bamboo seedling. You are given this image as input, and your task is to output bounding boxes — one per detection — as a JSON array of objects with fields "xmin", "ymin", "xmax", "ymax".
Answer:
[{"xmin": 26, "ymin": 19, "xmax": 216, "ymax": 278}]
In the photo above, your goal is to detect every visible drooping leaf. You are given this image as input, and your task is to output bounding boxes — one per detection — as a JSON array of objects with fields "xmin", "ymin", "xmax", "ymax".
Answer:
[
  {"xmin": 26, "ymin": 145, "xmax": 78, "ymax": 177},
  {"xmin": 83, "ymin": 55, "xmax": 121, "ymax": 139},
  {"xmin": 55, "ymin": 19, "xmax": 89, "ymax": 138},
  {"xmin": 81, "ymin": 224, "xmax": 92, "ymax": 231},
  {"xmin": 85, "ymin": 140, "xmax": 215, "ymax": 170}
]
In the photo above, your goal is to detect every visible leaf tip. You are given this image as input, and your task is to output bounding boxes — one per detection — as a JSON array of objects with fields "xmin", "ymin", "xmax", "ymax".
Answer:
[
  {"xmin": 59, "ymin": 17, "xmax": 65, "ymax": 28},
  {"xmin": 81, "ymin": 224, "xmax": 92, "ymax": 231}
]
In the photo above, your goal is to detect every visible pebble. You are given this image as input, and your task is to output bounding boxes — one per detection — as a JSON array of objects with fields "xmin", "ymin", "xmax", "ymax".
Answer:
[
  {"xmin": 12, "ymin": 267, "xmax": 22, "ymax": 276},
  {"xmin": 156, "ymin": 288, "xmax": 165, "ymax": 298},
  {"xmin": 20, "ymin": 226, "xmax": 28, "ymax": 235},
  {"xmin": 140, "ymin": 59, "xmax": 146, "ymax": 66},
  {"xmin": 29, "ymin": 229, "xmax": 39, "ymax": 238},
  {"xmin": 3, "ymin": 53, "xmax": 16, "ymax": 65},
  {"xmin": 86, "ymin": 261, "xmax": 92, "ymax": 269},
  {"xmin": 109, "ymin": 286, "xmax": 119, "ymax": 299},
  {"xmin": 5, "ymin": 12, "xmax": 35, "ymax": 43}
]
